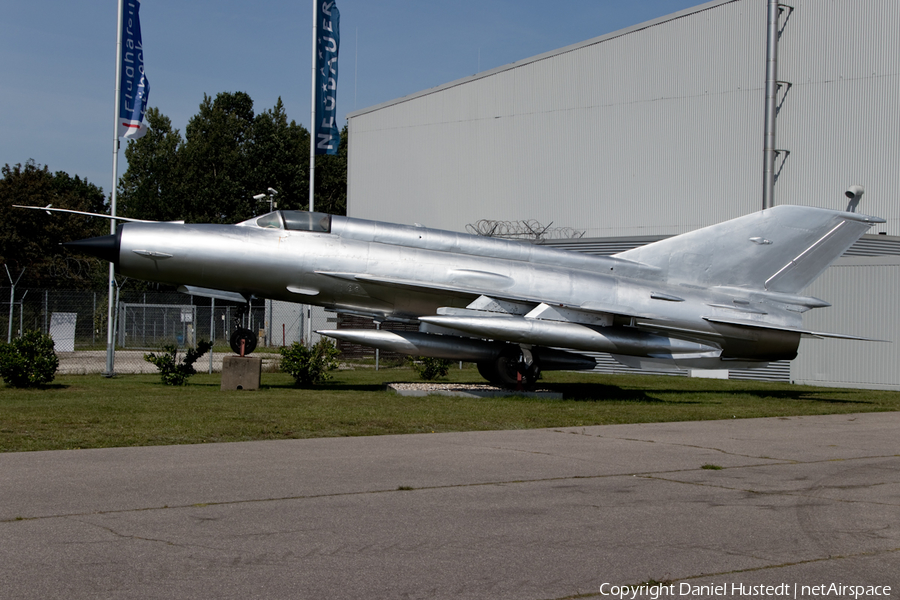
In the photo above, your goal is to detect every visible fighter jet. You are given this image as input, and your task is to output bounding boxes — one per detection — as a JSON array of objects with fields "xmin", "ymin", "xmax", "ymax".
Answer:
[{"xmin": 38, "ymin": 204, "xmax": 884, "ymax": 386}]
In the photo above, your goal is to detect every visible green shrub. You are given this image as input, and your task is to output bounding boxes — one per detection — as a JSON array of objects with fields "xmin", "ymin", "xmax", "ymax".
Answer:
[
  {"xmin": 409, "ymin": 356, "xmax": 452, "ymax": 381},
  {"xmin": 0, "ymin": 330, "xmax": 60, "ymax": 388},
  {"xmin": 279, "ymin": 339, "xmax": 340, "ymax": 386},
  {"xmin": 144, "ymin": 341, "xmax": 213, "ymax": 385}
]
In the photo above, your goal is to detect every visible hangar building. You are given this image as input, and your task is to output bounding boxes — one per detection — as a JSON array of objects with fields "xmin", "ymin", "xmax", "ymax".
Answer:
[{"xmin": 345, "ymin": 0, "xmax": 900, "ymax": 390}]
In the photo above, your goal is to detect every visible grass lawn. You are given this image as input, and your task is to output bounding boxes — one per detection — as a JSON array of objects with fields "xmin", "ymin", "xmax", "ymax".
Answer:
[{"xmin": 2, "ymin": 365, "xmax": 899, "ymax": 453}]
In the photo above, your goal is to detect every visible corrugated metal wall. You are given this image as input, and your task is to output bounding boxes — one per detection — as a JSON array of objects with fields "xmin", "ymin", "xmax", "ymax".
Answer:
[
  {"xmin": 349, "ymin": 0, "xmax": 765, "ymax": 237},
  {"xmin": 792, "ymin": 257, "xmax": 900, "ymax": 390},
  {"xmin": 775, "ymin": 0, "xmax": 900, "ymax": 231}
]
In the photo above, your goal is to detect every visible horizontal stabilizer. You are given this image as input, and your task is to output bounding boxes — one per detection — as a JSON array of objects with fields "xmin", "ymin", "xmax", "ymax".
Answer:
[
  {"xmin": 612, "ymin": 354, "xmax": 770, "ymax": 371},
  {"xmin": 703, "ymin": 316, "xmax": 889, "ymax": 342}
]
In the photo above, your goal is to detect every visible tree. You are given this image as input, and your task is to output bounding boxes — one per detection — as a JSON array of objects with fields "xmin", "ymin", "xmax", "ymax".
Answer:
[
  {"xmin": 180, "ymin": 92, "xmax": 256, "ymax": 223},
  {"xmin": 0, "ymin": 160, "xmax": 108, "ymax": 288},
  {"xmin": 118, "ymin": 107, "xmax": 185, "ymax": 222},
  {"xmin": 312, "ymin": 123, "xmax": 348, "ymax": 216},
  {"xmin": 247, "ymin": 98, "xmax": 310, "ymax": 213},
  {"xmin": 116, "ymin": 91, "xmax": 347, "ymax": 225}
]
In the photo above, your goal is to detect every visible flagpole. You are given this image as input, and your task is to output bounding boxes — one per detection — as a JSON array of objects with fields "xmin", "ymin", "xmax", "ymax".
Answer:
[
  {"xmin": 309, "ymin": 0, "xmax": 317, "ymax": 215},
  {"xmin": 106, "ymin": 0, "xmax": 125, "ymax": 377},
  {"xmin": 306, "ymin": 0, "xmax": 318, "ymax": 346}
]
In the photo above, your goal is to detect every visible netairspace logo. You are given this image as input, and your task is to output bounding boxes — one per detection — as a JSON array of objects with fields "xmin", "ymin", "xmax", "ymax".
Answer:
[{"xmin": 598, "ymin": 582, "xmax": 893, "ymax": 599}]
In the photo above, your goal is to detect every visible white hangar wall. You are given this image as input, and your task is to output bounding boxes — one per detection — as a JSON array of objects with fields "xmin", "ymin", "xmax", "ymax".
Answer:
[
  {"xmin": 792, "ymin": 256, "xmax": 900, "ymax": 390},
  {"xmin": 347, "ymin": 0, "xmax": 899, "ymax": 238},
  {"xmin": 345, "ymin": 0, "xmax": 900, "ymax": 389},
  {"xmin": 349, "ymin": 0, "xmax": 765, "ymax": 237},
  {"xmin": 775, "ymin": 0, "xmax": 900, "ymax": 227}
]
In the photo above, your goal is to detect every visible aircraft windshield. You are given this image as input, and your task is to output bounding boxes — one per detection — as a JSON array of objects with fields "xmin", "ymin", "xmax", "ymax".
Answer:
[
  {"xmin": 253, "ymin": 211, "xmax": 332, "ymax": 233},
  {"xmin": 255, "ymin": 212, "xmax": 284, "ymax": 229},
  {"xmin": 282, "ymin": 211, "xmax": 332, "ymax": 233}
]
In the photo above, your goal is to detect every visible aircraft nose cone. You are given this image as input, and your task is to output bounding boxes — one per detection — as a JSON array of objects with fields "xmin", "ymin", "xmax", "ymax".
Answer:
[{"xmin": 63, "ymin": 233, "xmax": 121, "ymax": 264}]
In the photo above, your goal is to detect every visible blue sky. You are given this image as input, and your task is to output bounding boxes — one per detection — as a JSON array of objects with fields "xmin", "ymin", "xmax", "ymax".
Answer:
[{"xmin": 1, "ymin": 0, "xmax": 705, "ymax": 192}]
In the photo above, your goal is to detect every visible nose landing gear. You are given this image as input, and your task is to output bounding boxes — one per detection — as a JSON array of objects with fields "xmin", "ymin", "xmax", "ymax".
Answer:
[
  {"xmin": 229, "ymin": 300, "xmax": 258, "ymax": 355},
  {"xmin": 230, "ymin": 327, "xmax": 258, "ymax": 356}
]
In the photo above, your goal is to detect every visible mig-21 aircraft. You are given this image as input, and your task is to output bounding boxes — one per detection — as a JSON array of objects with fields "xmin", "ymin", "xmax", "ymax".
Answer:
[{"xmin": 25, "ymin": 203, "xmax": 884, "ymax": 386}]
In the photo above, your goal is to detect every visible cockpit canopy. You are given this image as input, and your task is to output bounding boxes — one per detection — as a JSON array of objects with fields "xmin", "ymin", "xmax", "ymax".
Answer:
[{"xmin": 245, "ymin": 210, "xmax": 332, "ymax": 233}]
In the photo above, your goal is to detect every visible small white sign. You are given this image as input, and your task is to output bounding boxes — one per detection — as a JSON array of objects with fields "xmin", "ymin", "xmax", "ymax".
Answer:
[{"xmin": 49, "ymin": 312, "xmax": 77, "ymax": 352}]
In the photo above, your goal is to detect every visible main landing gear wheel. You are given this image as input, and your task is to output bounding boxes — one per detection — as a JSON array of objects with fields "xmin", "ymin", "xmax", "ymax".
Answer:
[
  {"xmin": 230, "ymin": 327, "xmax": 258, "ymax": 356},
  {"xmin": 477, "ymin": 348, "xmax": 540, "ymax": 388}
]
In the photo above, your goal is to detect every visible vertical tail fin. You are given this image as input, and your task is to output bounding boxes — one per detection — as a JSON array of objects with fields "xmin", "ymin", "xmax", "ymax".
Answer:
[{"xmin": 616, "ymin": 206, "xmax": 883, "ymax": 293}]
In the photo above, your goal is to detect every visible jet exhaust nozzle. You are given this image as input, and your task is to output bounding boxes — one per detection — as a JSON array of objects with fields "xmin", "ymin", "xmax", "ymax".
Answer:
[{"xmin": 63, "ymin": 233, "xmax": 121, "ymax": 264}]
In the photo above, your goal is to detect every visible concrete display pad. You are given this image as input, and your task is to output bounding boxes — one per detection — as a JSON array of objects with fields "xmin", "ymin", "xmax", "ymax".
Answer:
[
  {"xmin": 388, "ymin": 382, "xmax": 563, "ymax": 398},
  {"xmin": 220, "ymin": 355, "xmax": 262, "ymax": 390},
  {"xmin": 1, "ymin": 413, "xmax": 898, "ymax": 599}
]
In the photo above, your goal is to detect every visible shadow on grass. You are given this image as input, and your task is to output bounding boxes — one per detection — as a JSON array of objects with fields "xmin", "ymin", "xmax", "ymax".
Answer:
[
  {"xmin": 545, "ymin": 383, "xmax": 700, "ymax": 404},
  {"xmin": 274, "ymin": 383, "xmax": 388, "ymax": 392},
  {"xmin": 2, "ymin": 383, "xmax": 71, "ymax": 391},
  {"xmin": 580, "ymin": 386, "xmax": 873, "ymax": 405},
  {"xmin": 177, "ymin": 379, "xmax": 873, "ymax": 406},
  {"xmin": 180, "ymin": 378, "xmax": 390, "ymax": 392},
  {"xmin": 770, "ymin": 393, "xmax": 872, "ymax": 405}
]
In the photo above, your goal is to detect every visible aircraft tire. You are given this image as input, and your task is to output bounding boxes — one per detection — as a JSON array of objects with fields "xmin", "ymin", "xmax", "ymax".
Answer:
[
  {"xmin": 230, "ymin": 327, "xmax": 258, "ymax": 356},
  {"xmin": 476, "ymin": 350, "xmax": 540, "ymax": 388}
]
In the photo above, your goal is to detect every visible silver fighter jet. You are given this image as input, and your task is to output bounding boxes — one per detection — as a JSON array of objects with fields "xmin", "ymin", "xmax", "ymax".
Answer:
[{"xmin": 55, "ymin": 204, "xmax": 884, "ymax": 386}]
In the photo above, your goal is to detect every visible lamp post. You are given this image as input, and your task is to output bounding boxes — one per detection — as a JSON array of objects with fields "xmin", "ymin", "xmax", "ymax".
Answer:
[{"xmin": 252, "ymin": 188, "xmax": 279, "ymax": 346}]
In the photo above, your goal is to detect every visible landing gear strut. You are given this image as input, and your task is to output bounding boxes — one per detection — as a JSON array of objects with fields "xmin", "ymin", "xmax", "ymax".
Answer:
[
  {"xmin": 229, "ymin": 300, "xmax": 258, "ymax": 355},
  {"xmin": 476, "ymin": 347, "xmax": 540, "ymax": 388}
]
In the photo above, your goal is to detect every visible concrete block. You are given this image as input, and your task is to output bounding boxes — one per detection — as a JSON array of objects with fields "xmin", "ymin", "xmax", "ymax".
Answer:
[{"xmin": 221, "ymin": 356, "xmax": 262, "ymax": 390}]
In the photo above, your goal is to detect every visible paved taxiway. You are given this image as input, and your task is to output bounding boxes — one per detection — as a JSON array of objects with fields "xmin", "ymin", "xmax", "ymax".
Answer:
[{"xmin": 1, "ymin": 413, "xmax": 898, "ymax": 599}]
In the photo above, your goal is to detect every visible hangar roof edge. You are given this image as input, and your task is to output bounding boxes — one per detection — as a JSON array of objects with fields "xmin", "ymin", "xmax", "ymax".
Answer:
[{"xmin": 347, "ymin": 0, "xmax": 739, "ymax": 120}]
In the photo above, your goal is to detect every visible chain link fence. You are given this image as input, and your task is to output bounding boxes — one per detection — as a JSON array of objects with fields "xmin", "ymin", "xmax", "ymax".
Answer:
[{"xmin": 1, "ymin": 286, "xmax": 337, "ymax": 375}]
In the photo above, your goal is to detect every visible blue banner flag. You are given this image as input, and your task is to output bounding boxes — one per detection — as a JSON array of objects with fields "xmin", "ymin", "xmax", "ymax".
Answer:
[
  {"xmin": 315, "ymin": 0, "xmax": 340, "ymax": 155},
  {"xmin": 117, "ymin": 0, "xmax": 150, "ymax": 140}
]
